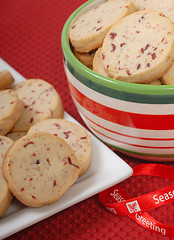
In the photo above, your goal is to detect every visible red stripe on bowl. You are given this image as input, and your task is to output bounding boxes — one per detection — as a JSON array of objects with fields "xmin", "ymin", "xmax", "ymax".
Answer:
[
  {"xmin": 68, "ymin": 81, "xmax": 174, "ymax": 130},
  {"xmin": 89, "ymin": 124, "xmax": 174, "ymax": 149},
  {"xmin": 83, "ymin": 113, "xmax": 174, "ymax": 141}
]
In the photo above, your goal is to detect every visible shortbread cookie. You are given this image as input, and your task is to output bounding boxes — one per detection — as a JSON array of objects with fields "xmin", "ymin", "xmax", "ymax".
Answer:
[
  {"xmin": 132, "ymin": 0, "xmax": 174, "ymax": 24},
  {"xmin": 93, "ymin": 48, "xmax": 109, "ymax": 77},
  {"xmin": 0, "ymin": 89, "xmax": 21, "ymax": 121},
  {"xmin": 28, "ymin": 119, "xmax": 91, "ymax": 176},
  {"xmin": 0, "ymin": 70, "xmax": 14, "ymax": 90},
  {"xmin": 0, "ymin": 136, "xmax": 14, "ymax": 216},
  {"xmin": 0, "ymin": 170, "xmax": 13, "ymax": 216},
  {"xmin": 69, "ymin": 0, "xmax": 136, "ymax": 52},
  {"xmin": 141, "ymin": 79, "xmax": 162, "ymax": 85},
  {"xmin": 6, "ymin": 132, "xmax": 27, "ymax": 141},
  {"xmin": 74, "ymin": 49, "xmax": 96, "ymax": 68},
  {"xmin": 0, "ymin": 100, "xmax": 24, "ymax": 136},
  {"xmin": 0, "ymin": 90, "xmax": 24, "ymax": 135},
  {"xmin": 161, "ymin": 62, "xmax": 174, "ymax": 85},
  {"xmin": 148, "ymin": 79, "xmax": 162, "ymax": 85},
  {"xmin": 101, "ymin": 10, "xmax": 174, "ymax": 83},
  {"xmin": 11, "ymin": 79, "xmax": 64, "ymax": 132},
  {"xmin": 3, "ymin": 132, "xmax": 80, "ymax": 207}
]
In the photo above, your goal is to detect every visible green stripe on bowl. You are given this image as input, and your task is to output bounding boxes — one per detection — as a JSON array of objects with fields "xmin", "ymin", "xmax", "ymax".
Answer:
[{"xmin": 64, "ymin": 60, "xmax": 174, "ymax": 104}]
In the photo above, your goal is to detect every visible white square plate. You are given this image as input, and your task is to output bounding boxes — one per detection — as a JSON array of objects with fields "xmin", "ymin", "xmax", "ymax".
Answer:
[{"xmin": 0, "ymin": 58, "xmax": 133, "ymax": 239}]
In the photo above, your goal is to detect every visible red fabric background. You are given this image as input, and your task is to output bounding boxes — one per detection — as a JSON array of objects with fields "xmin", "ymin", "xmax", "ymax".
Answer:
[{"xmin": 0, "ymin": 0, "xmax": 173, "ymax": 239}]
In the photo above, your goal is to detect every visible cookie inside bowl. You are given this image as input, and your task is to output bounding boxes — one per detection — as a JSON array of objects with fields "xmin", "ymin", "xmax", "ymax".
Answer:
[{"xmin": 62, "ymin": 0, "xmax": 174, "ymax": 161}]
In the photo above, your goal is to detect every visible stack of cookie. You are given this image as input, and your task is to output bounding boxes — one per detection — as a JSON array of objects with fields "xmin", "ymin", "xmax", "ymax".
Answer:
[
  {"xmin": 0, "ymin": 71, "xmax": 91, "ymax": 214},
  {"xmin": 69, "ymin": 0, "xmax": 174, "ymax": 85}
]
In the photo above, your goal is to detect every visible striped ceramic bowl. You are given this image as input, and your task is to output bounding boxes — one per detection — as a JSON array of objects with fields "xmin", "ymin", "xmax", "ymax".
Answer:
[{"xmin": 61, "ymin": 0, "xmax": 174, "ymax": 161}]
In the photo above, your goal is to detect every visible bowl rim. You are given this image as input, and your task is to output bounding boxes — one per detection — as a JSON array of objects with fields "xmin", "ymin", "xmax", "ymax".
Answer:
[{"xmin": 61, "ymin": 0, "xmax": 174, "ymax": 95}]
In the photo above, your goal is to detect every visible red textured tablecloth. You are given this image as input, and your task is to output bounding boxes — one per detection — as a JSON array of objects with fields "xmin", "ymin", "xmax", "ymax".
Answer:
[{"xmin": 0, "ymin": 0, "xmax": 174, "ymax": 239}]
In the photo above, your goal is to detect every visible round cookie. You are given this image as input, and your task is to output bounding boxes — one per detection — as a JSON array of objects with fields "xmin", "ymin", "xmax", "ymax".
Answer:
[
  {"xmin": 11, "ymin": 79, "xmax": 64, "ymax": 132},
  {"xmin": 0, "ymin": 89, "xmax": 21, "ymax": 121},
  {"xmin": 93, "ymin": 47, "xmax": 109, "ymax": 77},
  {"xmin": 148, "ymin": 79, "xmax": 162, "ymax": 85},
  {"xmin": 0, "ymin": 136, "xmax": 14, "ymax": 216},
  {"xmin": 28, "ymin": 118, "xmax": 91, "ymax": 176},
  {"xmin": 69, "ymin": 0, "xmax": 136, "ymax": 52},
  {"xmin": 0, "ymin": 170, "xmax": 13, "ymax": 216},
  {"xmin": 0, "ymin": 100, "xmax": 24, "ymax": 136},
  {"xmin": 0, "ymin": 90, "xmax": 24, "ymax": 135},
  {"xmin": 132, "ymin": 0, "xmax": 174, "ymax": 24},
  {"xmin": 6, "ymin": 132, "xmax": 27, "ymax": 141},
  {"xmin": 3, "ymin": 132, "xmax": 80, "ymax": 207},
  {"xmin": 161, "ymin": 62, "xmax": 174, "ymax": 85},
  {"xmin": 101, "ymin": 10, "xmax": 174, "ymax": 83},
  {"xmin": 74, "ymin": 49, "xmax": 96, "ymax": 68},
  {"xmin": 0, "ymin": 70, "xmax": 14, "ymax": 90}
]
